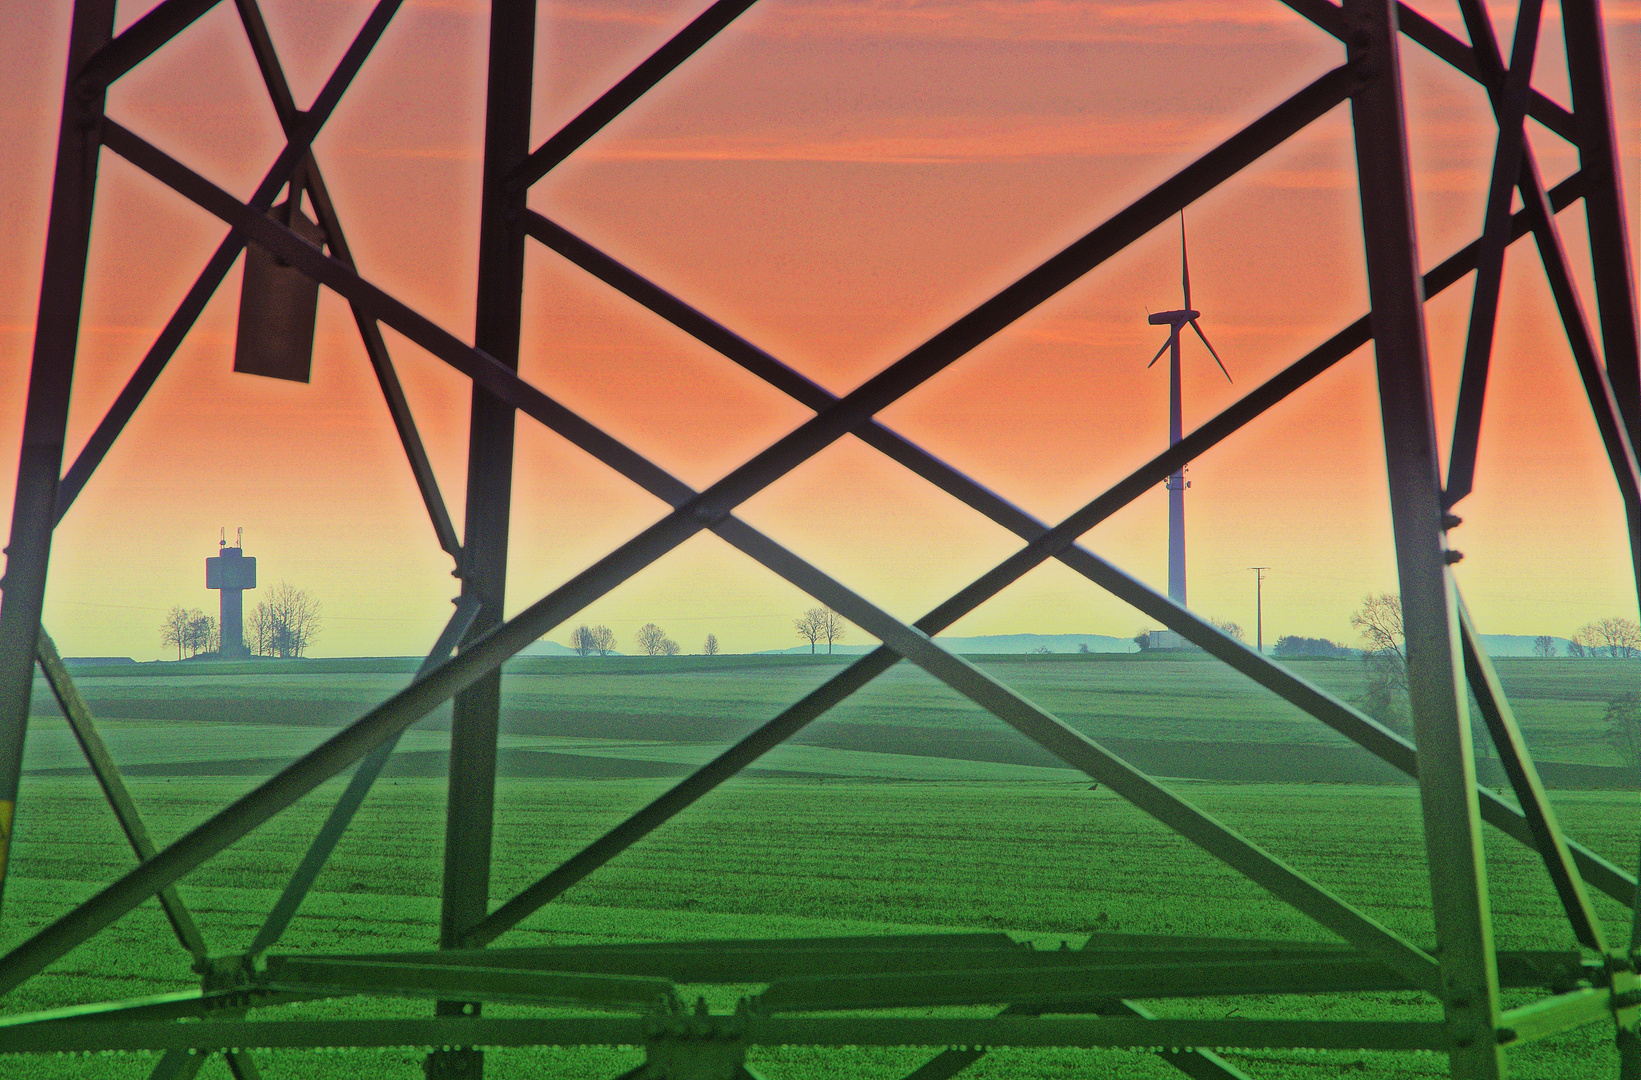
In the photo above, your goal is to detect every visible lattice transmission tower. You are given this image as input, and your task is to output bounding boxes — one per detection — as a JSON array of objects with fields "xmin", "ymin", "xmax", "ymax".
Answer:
[{"xmin": 0, "ymin": 1, "xmax": 1637, "ymax": 1078}]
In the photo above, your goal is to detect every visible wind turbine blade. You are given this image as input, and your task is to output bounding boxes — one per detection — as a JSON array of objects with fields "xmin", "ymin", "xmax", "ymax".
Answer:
[
  {"xmin": 1146, "ymin": 333, "xmax": 1172, "ymax": 368},
  {"xmin": 1180, "ymin": 212, "xmax": 1191, "ymax": 312},
  {"xmin": 1189, "ymin": 319, "xmax": 1232, "ymax": 382}
]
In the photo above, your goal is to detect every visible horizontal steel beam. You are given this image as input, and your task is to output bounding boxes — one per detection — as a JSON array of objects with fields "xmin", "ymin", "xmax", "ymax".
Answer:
[
  {"xmin": 757, "ymin": 958, "xmax": 1461, "ymax": 1012},
  {"xmin": 0, "ymin": 1015, "xmax": 1449, "ymax": 1054},
  {"xmin": 262, "ymin": 957, "xmax": 673, "ymax": 1008}
]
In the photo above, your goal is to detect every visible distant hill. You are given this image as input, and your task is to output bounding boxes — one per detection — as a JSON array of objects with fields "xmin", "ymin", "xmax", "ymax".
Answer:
[
  {"xmin": 1477, "ymin": 634, "xmax": 1574, "ymax": 657},
  {"xmin": 520, "ymin": 640, "xmax": 597, "ymax": 657}
]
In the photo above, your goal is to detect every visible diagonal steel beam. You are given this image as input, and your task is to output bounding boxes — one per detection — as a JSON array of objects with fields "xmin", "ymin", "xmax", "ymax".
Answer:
[
  {"xmin": 705, "ymin": 520, "xmax": 1442, "ymax": 990},
  {"xmin": 232, "ymin": 0, "xmax": 461, "ymax": 561},
  {"xmin": 53, "ymin": 0, "xmax": 408, "ymax": 528},
  {"xmin": 1444, "ymin": 0, "xmax": 1544, "ymax": 507},
  {"xmin": 247, "ymin": 596, "xmax": 480, "ymax": 957},
  {"xmin": 1459, "ymin": 0, "xmax": 1641, "ymax": 623},
  {"xmin": 74, "ymin": 0, "xmax": 222, "ymax": 95},
  {"xmin": 1455, "ymin": 598, "xmax": 1606, "ymax": 952},
  {"xmin": 34, "ymin": 631, "xmax": 209, "ymax": 962},
  {"xmin": 510, "ymin": 0, "xmax": 765, "ymax": 189},
  {"xmin": 1561, "ymin": 0, "xmax": 1641, "ymax": 442}
]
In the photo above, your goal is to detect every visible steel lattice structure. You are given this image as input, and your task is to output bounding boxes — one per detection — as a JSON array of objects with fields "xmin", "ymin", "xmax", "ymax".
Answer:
[{"xmin": 0, "ymin": 0, "xmax": 1637, "ymax": 1077}]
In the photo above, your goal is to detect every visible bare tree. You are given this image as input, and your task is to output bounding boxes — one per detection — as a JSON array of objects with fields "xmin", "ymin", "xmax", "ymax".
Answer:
[
  {"xmin": 703, "ymin": 633, "xmax": 720, "ymax": 656},
  {"xmin": 818, "ymin": 608, "xmax": 847, "ymax": 655},
  {"xmin": 1579, "ymin": 617, "xmax": 1641, "ymax": 659},
  {"xmin": 1568, "ymin": 632, "xmax": 1587, "ymax": 658},
  {"xmin": 794, "ymin": 608, "xmax": 826, "ymax": 654},
  {"xmin": 636, "ymin": 623, "xmax": 670, "ymax": 656},
  {"xmin": 1351, "ymin": 593, "xmax": 1408, "ymax": 734},
  {"xmin": 569, "ymin": 625, "xmax": 598, "ymax": 657},
  {"xmin": 160, "ymin": 606, "xmax": 192, "ymax": 660},
  {"xmin": 661, "ymin": 637, "xmax": 681, "ymax": 656},
  {"xmin": 246, "ymin": 603, "xmax": 272, "ymax": 658},
  {"xmin": 1210, "ymin": 617, "xmax": 1245, "ymax": 642},
  {"xmin": 590, "ymin": 625, "xmax": 617, "ymax": 656},
  {"xmin": 260, "ymin": 582, "xmax": 321, "ymax": 658},
  {"xmin": 1532, "ymin": 635, "xmax": 1556, "ymax": 659},
  {"xmin": 185, "ymin": 612, "xmax": 218, "ymax": 657}
]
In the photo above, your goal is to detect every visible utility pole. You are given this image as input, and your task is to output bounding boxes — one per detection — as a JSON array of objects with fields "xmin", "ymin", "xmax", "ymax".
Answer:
[{"xmin": 1249, "ymin": 567, "xmax": 1270, "ymax": 652}]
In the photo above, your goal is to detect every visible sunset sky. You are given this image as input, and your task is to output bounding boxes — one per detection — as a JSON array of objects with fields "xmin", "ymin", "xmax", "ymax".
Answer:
[{"xmin": 1, "ymin": 0, "xmax": 1638, "ymax": 661}]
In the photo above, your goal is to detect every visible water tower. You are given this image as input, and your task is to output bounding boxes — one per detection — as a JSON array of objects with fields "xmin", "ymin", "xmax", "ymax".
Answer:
[{"xmin": 206, "ymin": 528, "xmax": 256, "ymax": 658}]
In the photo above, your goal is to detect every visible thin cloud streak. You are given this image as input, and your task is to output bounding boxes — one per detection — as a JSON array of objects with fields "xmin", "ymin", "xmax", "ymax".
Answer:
[{"xmin": 580, "ymin": 112, "xmax": 1240, "ymax": 163}]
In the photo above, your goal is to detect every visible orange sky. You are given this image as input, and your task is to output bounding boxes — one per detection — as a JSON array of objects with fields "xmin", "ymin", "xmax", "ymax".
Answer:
[{"xmin": 1, "ymin": 0, "xmax": 1639, "ymax": 660}]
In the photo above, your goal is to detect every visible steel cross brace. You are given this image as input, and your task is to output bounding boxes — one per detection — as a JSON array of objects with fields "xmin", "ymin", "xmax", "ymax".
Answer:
[
  {"xmin": 33, "ymin": 631, "xmax": 269, "ymax": 1080},
  {"xmin": 14, "ymin": 90, "xmax": 1620, "ymax": 1003},
  {"xmin": 483, "ymin": 163, "xmax": 1617, "ymax": 953},
  {"xmin": 53, "ymin": 0, "xmax": 459, "ymax": 564},
  {"xmin": 6, "ymin": 59, "xmax": 1458, "ymax": 999},
  {"xmin": 3, "ymin": 2, "xmax": 1627, "ymax": 1070}
]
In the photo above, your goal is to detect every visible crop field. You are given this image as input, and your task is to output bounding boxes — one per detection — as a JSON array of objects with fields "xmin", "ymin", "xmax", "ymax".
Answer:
[
  {"xmin": 29, "ymin": 653, "xmax": 1641, "ymax": 777},
  {"xmin": 4, "ymin": 655, "xmax": 1639, "ymax": 1077},
  {"xmin": 1, "ymin": 775, "xmax": 1637, "ymax": 1078}
]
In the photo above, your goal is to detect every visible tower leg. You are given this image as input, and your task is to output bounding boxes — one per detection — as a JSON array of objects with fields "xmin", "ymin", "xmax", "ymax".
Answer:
[
  {"xmin": 0, "ymin": 0, "xmax": 119, "ymax": 909},
  {"xmin": 430, "ymin": 2, "xmax": 535, "ymax": 1076},
  {"xmin": 1344, "ymin": 1, "xmax": 1505, "ymax": 1076}
]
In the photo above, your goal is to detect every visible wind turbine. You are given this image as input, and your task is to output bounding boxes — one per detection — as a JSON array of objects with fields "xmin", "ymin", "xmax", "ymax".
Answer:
[{"xmin": 1146, "ymin": 214, "xmax": 1230, "ymax": 608}]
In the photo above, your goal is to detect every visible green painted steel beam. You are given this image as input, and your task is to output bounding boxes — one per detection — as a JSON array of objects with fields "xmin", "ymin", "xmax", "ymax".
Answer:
[
  {"xmin": 0, "ymin": 989, "xmax": 320, "ymax": 1028},
  {"xmin": 261, "ymin": 956, "xmax": 674, "ymax": 1008},
  {"xmin": 757, "ymin": 958, "xmax": 1451, "ymax": 1012},
  {"xmin": 269, "ymin": 940, "xmax": 1580, "ymax": 990},
  {"xmin": 1498, "ymin": 975, "xmax": 1641, "ymax": 1046},
  {"xmin": 0, "ymin": 1015, "xmax": 1452, "ymax": 1053}
]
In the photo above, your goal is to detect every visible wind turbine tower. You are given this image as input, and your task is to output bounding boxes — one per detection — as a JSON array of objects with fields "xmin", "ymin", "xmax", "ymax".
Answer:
[{"xmin": 1146, "ymin": 215, "xmax": 1230, "ymax": 607}]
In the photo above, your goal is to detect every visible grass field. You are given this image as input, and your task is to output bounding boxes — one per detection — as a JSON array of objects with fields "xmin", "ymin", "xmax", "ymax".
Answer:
[
  {"xmin": 1, "ymin": 776, "xmax": 1636, "ymax": 1077},
  {"xmin": 5, "ymin": 655, "xmax": 1639, "ymax": 1076},
  {"xmin": 27, "ymin": 653, "xmax": 1641, "ymax": 779}
]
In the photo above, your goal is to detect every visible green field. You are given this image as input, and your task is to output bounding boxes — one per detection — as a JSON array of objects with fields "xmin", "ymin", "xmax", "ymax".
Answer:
[
  {"xmin": 1, "ymin": 776, "xmax": 1636, "ymax": 1077},
  {"xmin": 29, "ymin": 653, "xmax": 1641, "ymax": 780},
  {"xmin": 4, "ymin": 654, "xmax": 1639, "ymax": 1077}
]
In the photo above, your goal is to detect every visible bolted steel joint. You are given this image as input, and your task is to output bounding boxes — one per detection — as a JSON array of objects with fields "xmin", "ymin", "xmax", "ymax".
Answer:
[{"xmin": 195, "ymin": 953, "xmax": 255, "ymax": 994}]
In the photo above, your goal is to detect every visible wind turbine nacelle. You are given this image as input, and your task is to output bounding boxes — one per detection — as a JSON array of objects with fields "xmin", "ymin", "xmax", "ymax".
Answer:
[{"xmin": 1148, "ymin": 309, "xmax": 1199, "ymax": 325}]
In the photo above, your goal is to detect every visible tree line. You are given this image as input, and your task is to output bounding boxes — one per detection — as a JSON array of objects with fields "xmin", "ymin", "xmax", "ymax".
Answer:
[
  {"xmin": 159, "ymin": 582, "xmax": 320, "ymax": 659},
  {"xmin": 567, "ymin": 623, "xmax": 719, "ymax": 657},
  {"xmin": 564, "ymin": 607, "xmax": 853, "ymax": 657}
]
